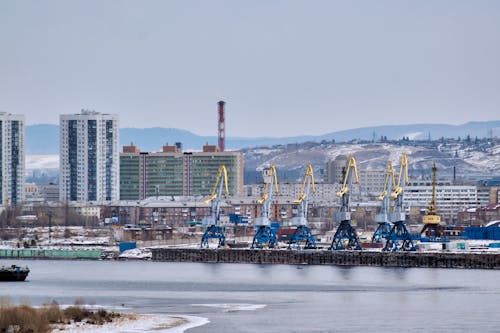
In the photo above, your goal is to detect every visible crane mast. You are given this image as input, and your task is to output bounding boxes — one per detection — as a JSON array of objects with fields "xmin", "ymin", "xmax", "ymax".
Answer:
[
  {"xmin": 330, "ymin": 155, "xmax": 362, "ymax": 250},
  {"xmin": 289, "ymin": 163, "xmax": 317, "ymax": 250},
  {"xmin": 252, "ymin": 165, "xmax": 279, "ymax": 249},
  {"xmin": 201, "ymin": 165, "xmax": 229, "ymax": 248}
]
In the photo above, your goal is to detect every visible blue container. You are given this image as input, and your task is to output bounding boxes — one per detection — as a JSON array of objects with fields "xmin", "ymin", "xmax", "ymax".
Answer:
[
  {"xmin": 270, "ymin": 222, "xmax": 281, "ymax": 231},
  {"xmin": 119, "ymin": 242, "xmax": 136, "ymax": 252}
]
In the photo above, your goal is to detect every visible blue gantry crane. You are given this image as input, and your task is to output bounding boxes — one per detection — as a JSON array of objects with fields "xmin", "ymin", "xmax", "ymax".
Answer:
[
  {"xmin": 384, "ymin": 153, "xmax": 416, "ymax": 251},
  {"xmin": 252, "ymin": 164, "xmax": 279, "ymax": 249},
  {"xmin": 330, "ymin": 155, "xmax": 362, "ymax": 250},
  {"xmin": 201, "ymin": 165, "xmax": 229, "ymax": 248},
  {"xmin": 371, "ymin": 161, "xmax": 395, "ymax": 243},
  {"xmin": 288, "ymin": 163, "xmax": 317, "ymax": 250}
]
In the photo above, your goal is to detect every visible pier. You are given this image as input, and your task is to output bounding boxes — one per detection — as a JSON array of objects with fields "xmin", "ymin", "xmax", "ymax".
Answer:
[{"xmin": 152, "ymin": 248, "xmax": 500, "ymax": 269}]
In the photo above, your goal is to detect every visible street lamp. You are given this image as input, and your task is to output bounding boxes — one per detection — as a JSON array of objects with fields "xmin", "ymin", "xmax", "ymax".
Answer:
[{"xmin": 48, "ymin": 211, "xmax": 52, "ymax": 246}]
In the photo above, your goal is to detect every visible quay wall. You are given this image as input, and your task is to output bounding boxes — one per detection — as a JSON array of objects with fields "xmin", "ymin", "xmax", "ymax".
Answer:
[
  {"xmin": 0, "ymin": 249, "xmax": 103, "ymax": 259},
  {"xmin": 151, "ymin": 248, "xmax": 500, "ymax": 269}
]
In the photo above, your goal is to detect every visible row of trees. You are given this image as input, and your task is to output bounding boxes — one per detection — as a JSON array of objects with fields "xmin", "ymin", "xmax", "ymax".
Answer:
[{"xmin": 0, "ymin": 204, "xmax": 100, "ymax": 228}]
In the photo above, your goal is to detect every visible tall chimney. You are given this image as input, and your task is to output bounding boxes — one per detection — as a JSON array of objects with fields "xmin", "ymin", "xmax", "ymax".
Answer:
[{"xmin": 218, "ymin": 100, "xmax": 225, "ymax": 152}]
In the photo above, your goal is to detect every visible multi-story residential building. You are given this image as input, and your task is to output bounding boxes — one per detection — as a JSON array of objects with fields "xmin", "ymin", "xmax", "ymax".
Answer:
[
  {"xmin": 405, "ymin": 180, "xmax": 479, "ymax": 223},
  {"xmin": 59, "ymin": 110, "xmax": 119, "ymax": 202},
  {"xmin": 325, "ymin": 155, "xmax": 385, "ymax": 196},
  {"xmin": 40, "ymin": 183, "xmax": 60, "ymax": 203},
  {"xmin": 0, "ymin": 112, "xmax": 25, "ymax": 205},
  {"xmin": 358, "ymin": 169, "xmax": 386, "ymax": 196},
  {"xmin": 324, "ymin": 155, "xmax": 348, "ymax": 184},
  {"xmin": 120, "ymin": 144, "xmax": 243, "ymax": 200}
]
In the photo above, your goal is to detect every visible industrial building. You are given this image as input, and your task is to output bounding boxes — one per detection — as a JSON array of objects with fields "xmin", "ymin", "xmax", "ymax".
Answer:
[
  {"xmin": 244, "ymin": 182, "xmax": 342, "ymax": 205},
  {"xmin": 59, "ymin": 110, "xmax": 119, "ymax": 202},
  {"xmin": 0, "ymin": 112, "xmax": 25, "ymax": 206},
  {"xmin": 119, "ymin": 143, "xmax": 244, "ymax": 200}
]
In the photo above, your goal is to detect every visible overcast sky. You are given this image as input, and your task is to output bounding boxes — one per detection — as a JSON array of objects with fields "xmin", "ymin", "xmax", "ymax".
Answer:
[{"xmin": 1, "ymin": 0, "xmax": 499, "ymax": 137}]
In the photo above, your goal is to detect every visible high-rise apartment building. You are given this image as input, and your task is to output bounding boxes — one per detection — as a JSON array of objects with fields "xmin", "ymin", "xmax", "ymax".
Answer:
[
  {"xmin": 0, "ymin": 112, "xmax": 25, "ymax": 205},
  {"xmin": 60, "ymin": 110, "xmax": 119, "ymax": 202},
  {"xmin": 120, "ymin": 144, "xmax": 243, "ymax": 200},
  {"xmin": 324, "ymin": 155, "xmax": 348, "ymax": 184}
]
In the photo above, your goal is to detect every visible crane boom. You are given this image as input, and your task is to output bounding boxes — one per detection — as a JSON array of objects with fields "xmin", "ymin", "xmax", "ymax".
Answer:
[
  {"xmin": 291, "ymin": 163, "xmax": 315, "ymax": 226},
  {"xmin": 391, "ymin": 153, "xmax": 408, "ymax": 200},
  {"xmin": 257, "ymin": 165, "xmax": 279, "ymax": 219},
  {"xmin": 336, "ymin": 156, "xmax": 359, "ymax": 198},
  {"xmin": 202, "ymin": 165, "xmax": 229, "ymax": 225}
]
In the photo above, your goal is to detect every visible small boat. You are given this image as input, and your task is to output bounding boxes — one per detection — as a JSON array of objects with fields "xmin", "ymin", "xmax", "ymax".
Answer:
[{"xmin": 0, "ymin": 265, "xmax": 30, "ymax": 281}]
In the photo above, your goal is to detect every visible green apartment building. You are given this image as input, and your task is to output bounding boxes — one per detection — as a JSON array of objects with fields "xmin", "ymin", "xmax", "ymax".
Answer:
[{"xmin": 120, "ymin": 144, "xmax": 243, "ymax": 200}]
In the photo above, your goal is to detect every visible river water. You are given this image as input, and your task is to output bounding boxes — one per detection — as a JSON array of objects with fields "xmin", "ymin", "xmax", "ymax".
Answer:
[{"xmin": 1, "ymin": 259, "xmax": 499, "ymax": 332}]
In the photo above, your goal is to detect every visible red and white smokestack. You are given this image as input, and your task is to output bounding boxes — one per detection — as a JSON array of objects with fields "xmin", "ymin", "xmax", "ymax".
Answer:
[{"xmin": 218, "ymin": 100, "xmax": 225, "ymax": 152}]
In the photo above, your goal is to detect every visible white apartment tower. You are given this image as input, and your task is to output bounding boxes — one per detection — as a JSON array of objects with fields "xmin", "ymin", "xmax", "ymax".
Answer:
[
  {"xmin": 60, "ymin": 110, "xmax": 119, "ymax": 202},
  {"xmin": 0, "ymin": 113, "xmax": 25, "ymax": 205}
]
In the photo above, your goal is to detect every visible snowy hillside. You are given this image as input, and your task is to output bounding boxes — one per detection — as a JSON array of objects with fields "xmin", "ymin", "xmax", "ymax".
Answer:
[{"xmin": 243, "ymin": 139, "xmax": 499, "ymax": 181}]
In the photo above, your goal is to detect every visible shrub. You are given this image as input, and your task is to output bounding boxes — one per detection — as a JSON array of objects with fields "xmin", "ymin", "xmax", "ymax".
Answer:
[
  {"xmin": 63, "ymin": 306, "xmax": 91, "ymax": 322},
  {"xmin": 0, "ymin": 302, "xmax": 120, "ymax": 331},
  {"xmin": 0, "ymin": 305, "xmax": 50, "ymax": 333}
]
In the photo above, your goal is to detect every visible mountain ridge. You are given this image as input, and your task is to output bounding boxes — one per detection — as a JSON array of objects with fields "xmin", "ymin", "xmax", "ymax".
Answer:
[{"xmin": 25, "ymin": 120, "xmax": 500, "ymax": 154}]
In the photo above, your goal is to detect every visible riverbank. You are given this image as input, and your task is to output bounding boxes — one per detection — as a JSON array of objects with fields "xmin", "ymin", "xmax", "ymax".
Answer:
[
  {"xmin": 54, "ymin": 314, "xmax": 209, "ymax": 333},
  {"xmin": 0, "ymin": 301, "xmax": 209, "ymax": 333}
]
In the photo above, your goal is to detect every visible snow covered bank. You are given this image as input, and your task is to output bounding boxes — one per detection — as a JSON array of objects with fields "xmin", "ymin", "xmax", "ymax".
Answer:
[{"xmin": 56, "ymin": 314, "xmax": 209, "ymax": 333}]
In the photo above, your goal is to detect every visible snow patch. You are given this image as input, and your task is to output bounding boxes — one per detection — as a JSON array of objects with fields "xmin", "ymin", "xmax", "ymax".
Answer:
[
  {"xmin": 403, "ymin": 132, "xmax": 424, "ymax": 140},
  {"xmin": 26, "ymin": 154, "xmax": 59, "ymax": 169},
  {"xmin": 192, "ymin": 303, "xmax": 266, "ymax": 312},
  {"xmin": 119, "ymin": 248, "xmax": 152, "ymax": 260}
]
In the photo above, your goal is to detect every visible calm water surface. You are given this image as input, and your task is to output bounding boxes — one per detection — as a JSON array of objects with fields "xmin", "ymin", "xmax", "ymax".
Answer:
[{"xmin": 1, "ymin": 259, "xmax": 499, "ymax": 332}]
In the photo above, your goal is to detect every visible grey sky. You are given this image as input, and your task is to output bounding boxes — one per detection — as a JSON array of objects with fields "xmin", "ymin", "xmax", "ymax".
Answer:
[{"xmin": 1, "ymin": 0, "xmax": 499, "ymax": 137}]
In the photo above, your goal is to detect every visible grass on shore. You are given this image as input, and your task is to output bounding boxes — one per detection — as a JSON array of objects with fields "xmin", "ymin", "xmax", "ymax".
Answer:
[{"xmin": 0, "ymin": 297, "xmax": 120, "ymax": 333}]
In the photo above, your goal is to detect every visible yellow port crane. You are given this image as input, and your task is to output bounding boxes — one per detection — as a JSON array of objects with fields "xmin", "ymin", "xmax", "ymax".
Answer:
[
  {"xmin": 201, "ymin": 165, "xmax": 229, "ymax": 248},
  {"xmin": 422, "ymin": 162, "xmax": 440, "ymax": 225},
  {"xmin": 420, "ymin": 162, "xmax": 444, "ymax": 239},
  {"xmin": 372, "ymin": 161, "xmax": 395, "ymax": 243},
  {"xmin": 384, "ymin": 153, "xmax": 415, "ymax": 251},
  {"xmin": 252, "ymin": 164, "xmax": 279, "ymax": 249},
  {"xmin": 330, "ymin": 155, "xmax": 362, "ymax": 250},
  {"xmin": 288, "ymin": 163, "xmax": 317, "ymax": 249}
]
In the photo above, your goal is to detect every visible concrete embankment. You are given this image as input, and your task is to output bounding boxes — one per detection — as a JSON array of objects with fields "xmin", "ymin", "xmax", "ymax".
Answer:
[
  {"xmin": 151, "ymin": 248, "xmax": 500, "ymax": 269},
  {"xmin": 0, "ymin": 248, "xmax": 103, "ymax": 259}
]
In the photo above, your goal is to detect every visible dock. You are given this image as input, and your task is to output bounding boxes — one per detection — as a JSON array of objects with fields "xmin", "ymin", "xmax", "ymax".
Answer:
[{"xmin": 152, "ymin": 248, "xmax": 500, "ymax": 269}]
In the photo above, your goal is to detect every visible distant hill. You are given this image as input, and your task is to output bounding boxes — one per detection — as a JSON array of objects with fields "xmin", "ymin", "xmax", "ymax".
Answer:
[{"xmin": 25, "ymin": 121, "xmax": 500, "ymax": 154}]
